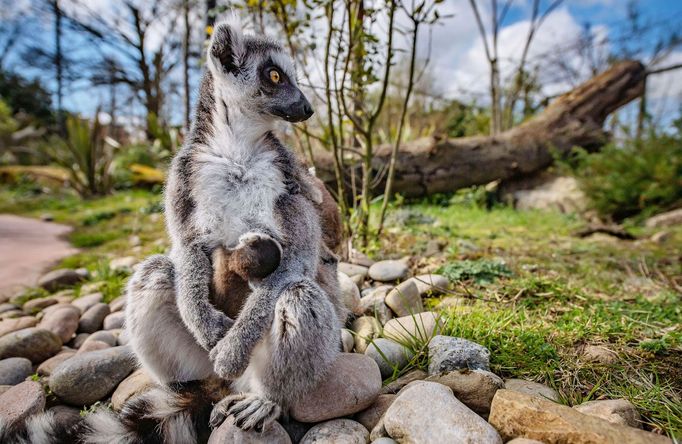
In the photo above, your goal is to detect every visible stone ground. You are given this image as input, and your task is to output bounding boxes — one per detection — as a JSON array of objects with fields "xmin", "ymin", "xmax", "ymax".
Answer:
[{"xmin": 0, "ymin": 214, "xmax": 77, "ymax": 300}]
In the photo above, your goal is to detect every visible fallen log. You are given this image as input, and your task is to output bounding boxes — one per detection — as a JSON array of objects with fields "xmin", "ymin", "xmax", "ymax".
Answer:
[{"xmin": 314, "ymin": 61, "xmax": 646, "ymax": 198}]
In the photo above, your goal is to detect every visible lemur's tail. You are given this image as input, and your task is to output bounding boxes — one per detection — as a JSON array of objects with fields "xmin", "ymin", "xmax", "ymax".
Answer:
[
  {"xmin": 81, "ymin": 380, "xmax": 220, "ymax": 444},
  {"xmin": 0, "ymin": 410, "xmax": 85, "ymax": 444}
]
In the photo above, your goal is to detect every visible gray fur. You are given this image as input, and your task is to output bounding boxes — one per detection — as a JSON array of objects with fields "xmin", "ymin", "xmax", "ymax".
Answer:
[{"xmin": 122, "ymin": 16, "xmax": 342, "ymax": 437}]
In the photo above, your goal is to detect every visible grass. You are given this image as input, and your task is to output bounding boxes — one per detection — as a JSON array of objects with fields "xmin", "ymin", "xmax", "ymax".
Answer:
[{"xmin": 1, "ymin": 185, "xmax": 680, "ymax": 438}]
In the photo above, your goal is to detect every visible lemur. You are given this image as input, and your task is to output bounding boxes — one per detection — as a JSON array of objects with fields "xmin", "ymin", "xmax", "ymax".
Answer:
[{"xmin": 79, "ymin": 18, "xmax": 347, "ymax": 443}]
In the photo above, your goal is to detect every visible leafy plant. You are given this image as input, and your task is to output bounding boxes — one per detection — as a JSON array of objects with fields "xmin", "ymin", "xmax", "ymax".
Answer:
[{"xmin": 438, "ymin": 259, "xmax": 512, "ymax": 284}]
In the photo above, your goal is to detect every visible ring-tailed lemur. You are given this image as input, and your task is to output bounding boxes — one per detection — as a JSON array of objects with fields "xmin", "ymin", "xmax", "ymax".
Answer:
[{"xmin": 81, "ymin": 17, "xmax": 347, "ymax": 442}]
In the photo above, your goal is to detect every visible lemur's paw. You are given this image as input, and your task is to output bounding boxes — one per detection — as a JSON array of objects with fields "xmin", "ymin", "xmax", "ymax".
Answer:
[
  {"xmin": 211, "ymin": 393, "xmax": 281, "ymax": 432},
  {"xmin": 210, "ymin": 340, "xmax": 248, "ymax": 380},
  {"xmin": 230, "ymin": 232, "xmax": 282, "ymax": 280}
]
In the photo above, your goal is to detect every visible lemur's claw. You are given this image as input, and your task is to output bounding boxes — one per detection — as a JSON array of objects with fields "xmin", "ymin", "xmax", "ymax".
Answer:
[{"xmin": 210, "ymin": 393, "xmax": 247, "ymax": 429}]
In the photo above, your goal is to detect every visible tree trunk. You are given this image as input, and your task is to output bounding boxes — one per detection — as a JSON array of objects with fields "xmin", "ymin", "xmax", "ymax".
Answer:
[{"xmin": 315, "ymin": 61, "xmax": 646, "ymax": 198}]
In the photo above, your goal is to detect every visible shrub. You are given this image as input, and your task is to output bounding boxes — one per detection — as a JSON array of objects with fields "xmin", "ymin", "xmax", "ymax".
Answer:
[{"xmin": 565, "ymin": 134, "xmax": 682, "ymax": 221}]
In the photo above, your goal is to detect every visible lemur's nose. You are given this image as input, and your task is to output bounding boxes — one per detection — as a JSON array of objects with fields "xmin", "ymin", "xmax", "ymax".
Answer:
[{"xmin": 303, "ymin": 102, "xmax": 314, "ymax": 119}]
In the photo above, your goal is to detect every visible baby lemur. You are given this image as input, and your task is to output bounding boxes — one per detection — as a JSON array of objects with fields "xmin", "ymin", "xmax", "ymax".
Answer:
[{"xmin": 81, "ymin": 17, "xmax": 347, "ymax": 443}]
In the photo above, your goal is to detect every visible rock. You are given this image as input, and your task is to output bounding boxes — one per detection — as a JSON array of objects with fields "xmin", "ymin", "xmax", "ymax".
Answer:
[
  {"xmin": 351, "ymin": 316, "xmax": 382, "ymax": 354},
  {"xmin": 0, "ymin": 303, "xmax": 19, "ymax": 314},
  {"xmin": 23, "ymin": 297, "xmax": 58, "ymax": 312},
  {"xmin": 0, "ymin": 381, "xmax": 46, "ymax": 426},
  {"xmin": 37, "ymin": 352, "xmax": 76, "ymax": 376},
  {"xmin": 291, "ymin": 353, "xmax": 381, "ymax": 423},
  {"xmin": 39, "ymin": 306, "xmax": 80, "ymax": 343},
  {"xmin": 371, "ymin": 439, "xmax": 397, "ymax": 444},
  {"xmin": 70, "ymin": 333, "xmax": 90, "ymax": 349},
  {"xmin": 0, "ymin": 309, "xmax": 23, "ymax": 319},
  {"xmin": 341, "ymin": 329, "xmax": 354, "ymax": 353},
  {"xmin": 41, "ymin": 302, "xmax": 80, "ymax": 318},
  {"xmin": 574, "ymin": 399, "xmax": 641, "ymax": 428},
  {"xmin": 424, "ymin": 239, "xmax": 446, "ymax": 256},
  {"xmin": 72, "ymin": 293, "xmax": 103, "ymax": 314},
  {"xmin": 78, "ymin": 303, "xmax": 111, "ymax": 333},
  {"xmin": 339, "ymin": 262, "xmax": 369, "ymax": 280},
  {"xmin": 109, "ymin": 296, "xmax": 126, "ymax": 313},
  {"xmin": 208, "ymin": 416, "xmax": 291, "ymax": 444},
  {"xmin": 385, "ymin": 281, "xmax": 423, "ymax": 317},
  {"xmin": 368, "ymin": 260, "xmax": 409, "ymax": 282},
  {"xmin": 117, "ymin": 328, "xmax": 131, "ymax": 346},
  {"xmin": 0, "ymin": 385, "xmax": 10, "ymax": 395},
  {"xmin": 38, "ymin": 269, "xmax": 84, "ymax": 292},
  {"xmin": 425, "ymin": 368, "xmax": 504, "ymax": 415},
  {"xmin": 380, "ymin": 369, "xmax": 427, "ymax": 395},
  {"xmin": 365, "ymin": 338, "xmax": 413, "ymax": 379},
  {"xmin": 49, "ymin": 346, "xmax": 136, "ymax": 405},
  {"xmin": 0, "ymin": 327, "xmax": 62, "ymax": 363},
  {"xmin": 428, "ymin": 335, "xmax": 491, "ymax": 374},
  {"xmin": 300, "ymin": 419, "xmax": 369, "ymax": 444},
  {"xmin": 383, "ymin": 381, "xmax": 502, "ymax": 443},
  {"xmin": 650, "ymin": 230, "xmax": 671, "ymax": 243},
  {"xmin": 489, "ymin": 389, "xmax": 671, "ymax": 444},
  {"xmin": 359, "ymin": 286, "xmax": 393, "ymax": 325},
  {"xmin": 103, "ymin": 311, "xmax": 125, "ymax": 330},
  {"xmin": 84, "ymin": 330, "xmax": 118, "ymax": 347},
  {"xmin": 512, "ymin": 176, "xmax": 587, "ymax": 213},
  {"xmin": 79, "ymin": 282, "xmax": 104, "ymax": 295},
  {"xmin": 112, "ymin": 368, "xmax": 156, "ymax": 410},
  {"xmin": 506, "ymin": 439, "xmax": 545, "ymax": 444},
  {"xmin": 504, "ymin": 379, "xmax": 559, "ymax": 402},
  {"xmin": 109, "ymin": 256, "xmax": 138, "ymax": 273},
  {"xmin": 0, "ymin": 357, "xmax": 33, "ymax": 385},
  {"xmin": 355, "ymin": 394, "xmax": 396, "ymax": 431},
  {"xmin": 0, "ymin": 316, "xmax": 38, "ymax": 337},
  {"xmin": 645, "ymin": 208, "xmax": 682, "ymax": 228},
  {"xmin": 338, "ymin": 272, "xmax": 362, "ymax": 315},
  {"xmin": 408, "ymin": 274, "xmax": 450, "ymax": 296},
  {"xmin": 383, "ymin": 312, "xmax": 442, "ymax": 343},
  {"xmin": 583, "ymin": 345, "xmax": 618, "ymax": 365},
  {"xmin": 77, "ymin": 339, "xmax": 111, "ymax": 354}
]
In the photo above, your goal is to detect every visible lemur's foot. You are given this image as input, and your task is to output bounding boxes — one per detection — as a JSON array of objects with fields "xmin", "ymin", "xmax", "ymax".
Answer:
[
  {"xmin": 210, "ymin": 393, "xmax": 281, "ymax": 432},
  {"xmin": 230, "ymin": 232, "xmax": 282, "ymax": 280}
]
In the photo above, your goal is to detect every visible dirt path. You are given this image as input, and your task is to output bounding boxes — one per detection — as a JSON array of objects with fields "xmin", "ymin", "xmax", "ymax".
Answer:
[{"xmin": 0, "ymin": 214, "xmax": 78, "ymax": 301}]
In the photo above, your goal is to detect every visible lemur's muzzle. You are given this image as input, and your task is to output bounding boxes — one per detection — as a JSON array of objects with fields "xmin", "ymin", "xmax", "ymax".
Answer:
[{"xmin": 272, "ymin": 91, "xmax": 314, "ymax": 123}]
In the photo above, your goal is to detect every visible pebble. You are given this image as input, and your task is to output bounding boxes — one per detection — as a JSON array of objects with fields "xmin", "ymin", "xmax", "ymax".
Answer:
[
  {"xmin": 117, "ymin": 328, "xmax": 131, "ymax": 346},
  {"xmin": 0, "ymin": 327, "xmax": 62, "ymax": 363},
  {"xmin": 77, "ymin": 339, "xmax": 111, "ymax": 354},
  {"xmin": 41, "ymin": 302, "xmax": 80, "ymax": 318},
  {"xmin": 0, "ymin": 316, "xmax": 38, "ymax": 337},
  {"xmin": 37, "ymin": 351, "xmax": 76, "ymax": 376},
  {"xmin": 0, "ymin": 309, "xmax": 23, "ymax": 319},
  {"xmin": 85, "ymin": 330, "xmax": 118, "ymax": 346},
  {"xmin": 574, "ymin": 399, "xmax": 641, "ymax": 428},
  {"xmin": 380, "ymin": 369, "xmax": 427, "ymax": 395},
  {"xmin": 385, "ymin": 281, "xmax": 423, "ymax": 317},
  {"xmin": 103, "ymin": 311, "xmax": 125, "ymax": 330},
  {"xmin": 70, "ymin": 333, "xmax": 90, "ymax": 349},
  {"xmin": 78, "ymin": 303, "xmax": 111, "ymax": 333},
  {"xmin": 489, "ymin": 389, "xmax": 671, "ymax": 444},
  {"xmin": 408, "ymin": 274, "xmax": 450, "ymax": 296},
  {"xmin": 49, "ymin": 346, "xmax": 136, "ymax": 406},
  {"xmin": 368, "ymin": 260, "xmax": 409, "ymax": 282},
  {"xmin": 111, "ymin": 368, "xmax": 156, "ymax": 410},
  {"xmin": 371, "ymin": 439, "xmax": 397, "ymax": 444},
  {"xmin": 109, "ymin": 296, "xmax": 126, "ymax": 313},
  {"xmin": 341, "ymin": 329, "xmax": 354, "ymax": 353},
  {"xmin": 359, "ymin": 286, "xmax": 393, "ymax": 325},
  {"xmin": 72, "ymin": 293, "xmax": 103, "ymax": 314},
  {"xmin": 338, "ymin": 262, "xmax": 369, "ymax": 280},
  {"xmin": 583, "ymin": 345, "xmax": 618, "ymax": 365},
  {"xmin": 39, "ymin": 306, "xmax": 80, "ymax": 343},
  {"xmin": 351, "ymin": 316, "xmax": 382, "ymax": 354},
  {"xmin": 23, "ymin": 297, "xmax": 58, "ymax": 312},
  {"xmin": 383, "ymin": 312, "xmax": 442, "ymax": 343},
  {"xmin": 428, "ymin": 335, "xmax": 491, "ymax": 373},
  {"xmin": 365, "ymin": 338, "xmax": 414, "ymax": 378},
  {"xmin": 383, "ymin": 381, "xmax": 502, "ymax": 443},
  {"xmin": 425, "ymin": 368, "xmax": 504, "ymax": 415},
  {"xmin": 504, "ymin": 378, "xmax": 559, "ymax": 402},
  {"xmin": 0, "ymin": 357, "xmax": 33, "ymax": 385},
  {"xmin": 291, "ymin": 353, "xmax": 381, "ymax": 423},
  {"xmin": 38, "ymin": 269, "xmax": 84, "ymax": 292},
  {"xmin": 208, "ymin": 417, "xmax": 291, "ymax": 444},
  {"xmin": 109, "ymin": 256, "xmax": 138, "ymax": 273},
  {"xmin": 355, "ymin": 394, "xmax": 396, "ymax": 431},
  {"xmin": 300, "ymin": 419, "xmax": 369, "ymax": 444},
  {"xmin": 338, "ymin": 272, "xmax": 362, "ymax": 315},
  {"xmin": 0, "ymin": 303, "xmax": 19, "ymax": 314},
  {"xmin": 0, "ymin": 380, "xmax": 46, "ymax": 426}
]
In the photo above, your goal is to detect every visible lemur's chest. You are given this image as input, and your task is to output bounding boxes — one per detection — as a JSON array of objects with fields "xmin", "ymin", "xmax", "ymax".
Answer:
[{"xmin": 193, "ymin": 150, "xmax": 285, "ymax": 244}]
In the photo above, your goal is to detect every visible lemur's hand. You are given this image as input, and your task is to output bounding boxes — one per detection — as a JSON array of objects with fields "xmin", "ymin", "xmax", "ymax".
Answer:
[{"xmin": 210, "ymin": 334, "xmax": 250, "ymax": 380}]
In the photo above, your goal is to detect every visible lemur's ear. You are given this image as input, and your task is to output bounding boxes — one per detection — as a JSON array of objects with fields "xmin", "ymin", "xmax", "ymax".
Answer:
[{"xmin": 208, "ymin": 18, "xmax": 244, "ymax": 75}]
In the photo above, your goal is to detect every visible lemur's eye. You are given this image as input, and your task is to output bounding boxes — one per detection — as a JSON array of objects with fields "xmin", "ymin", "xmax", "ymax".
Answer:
[{"xmin": 269, "ymin": 69, "xmax": 281, "ymax": 84}]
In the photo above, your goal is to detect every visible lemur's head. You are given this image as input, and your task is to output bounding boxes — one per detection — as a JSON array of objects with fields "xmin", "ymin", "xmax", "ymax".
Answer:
[{"xmin": 207, "ymin": 19, "xmax": 313, "ymax": 123}]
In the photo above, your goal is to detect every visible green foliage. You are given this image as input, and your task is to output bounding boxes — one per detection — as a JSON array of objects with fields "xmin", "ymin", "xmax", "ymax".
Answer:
[
  {"xmin": 438, "ymin": 259, "xmax": 512, "ymax": 284},
  {"xmin": 563, "ymin": 135, "xmax": 682, "ymax": 221},
  {"xmin": 0, "ymin": 70, "xmax": 54, "ymax": 125},
  {"xmin": 0, "ymin": 99, "xmax": 18, "ymax": 140}
]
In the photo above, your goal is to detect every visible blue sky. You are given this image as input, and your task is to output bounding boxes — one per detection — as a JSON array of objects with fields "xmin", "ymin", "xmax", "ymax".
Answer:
[{"xmin": 3, "ymin": 0, "xmax": 682, "ymax": 129}]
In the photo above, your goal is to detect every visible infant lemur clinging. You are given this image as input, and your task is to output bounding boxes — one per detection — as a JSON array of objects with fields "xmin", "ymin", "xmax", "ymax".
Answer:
[{"xmin": 79, "ymin": 16, "xmax": 348, "ymax": 444}]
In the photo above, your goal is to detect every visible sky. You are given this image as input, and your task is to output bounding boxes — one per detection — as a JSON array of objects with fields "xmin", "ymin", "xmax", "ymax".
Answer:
[{"xmin": 3, "ymin": 0, "xmax": 682, "ymax": 129}]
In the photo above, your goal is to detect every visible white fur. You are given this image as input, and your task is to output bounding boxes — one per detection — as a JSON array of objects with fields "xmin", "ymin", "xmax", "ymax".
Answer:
[{"xmin": 83, "ymin": 410, "xmax": 137, "ymax": 444}]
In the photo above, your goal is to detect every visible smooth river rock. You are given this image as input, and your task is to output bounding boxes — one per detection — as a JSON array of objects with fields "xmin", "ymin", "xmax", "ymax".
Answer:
[
  {"xmin": 300, "ymin": 419, "xmax": 369, "ymax": 444},
  {"xmin": 383, "ymin": 312, "xmax": 442, "ymax": 343},
  {"xmin": 0, "ymin": 380, "xmax": 46, "ymax": 426},
  {"xmin": 365, "ymin": 338, "xmax": 413, "ymax": 379},
  {"xmin": 427, "ymin": 335, "xmax": 491, "ymax": 373},
  {"xmin": 488, "ymin": 389, "xmax": 671, "ymax": 444},
  {"xmin": 38, "ymin": 269, "xmax": 84, "ymax": 292},
  {"xmin": 78, "ymin": 303, "xmax": 111, "ymax": 333},
  {"xmin": 208, "ymin": 417, "xmax": 291, "ymax": 444},
  {"xmin": 0, "ymin": 316, "xmax": 38, "ymax": 337},
  {"xmin": 0, "ymin": 327, "xmax": 62, "ymax": 363},
  {"xmin": 408, "ymin": 274, "xmax": 450, "ymax": 296},
  {"xmin": 573, "ymin": 399, "xmax": 641, "ymax": 428},
  {"xmin": 354, "ymin": 394, "xmax": 396, "ymax": 431},
  {"xmin": 0, "ymin": 357, "xmax": 33, "ymax": 385},
  {"xmin": 426, "ymin": 368, "xmax": 504, "ymax": 415},
  {"xmin": 504, "ymin": 378, "xmax": 560, "ymax": 402},
  {"xmin": 338, "ymin": 272, "xmax": 362, "ymax": 316},
  {"xmin": 351, "ymin": 316, "xmax": 382, "ymax": 354},
  {"xmin": 291, "ymin": 353, "xmax": 381, "ymax": 423},
  {"xmin": 368, "ymin": 260, "xmax": 409, "ymax": 282},
  {"xmin": 49, "ymin": 345, "xmax": 136, "ymax": 405},
  {"xmin": 383, "ymin": 381, "xmax": 502, "ymax": 443},
  {"xmin": 39, "ymin": 306, "xmax": 80, "ymax": 343},
  {"xmin": 385, "ymin": 281, "xmax": 423, "ymax": 317}
]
